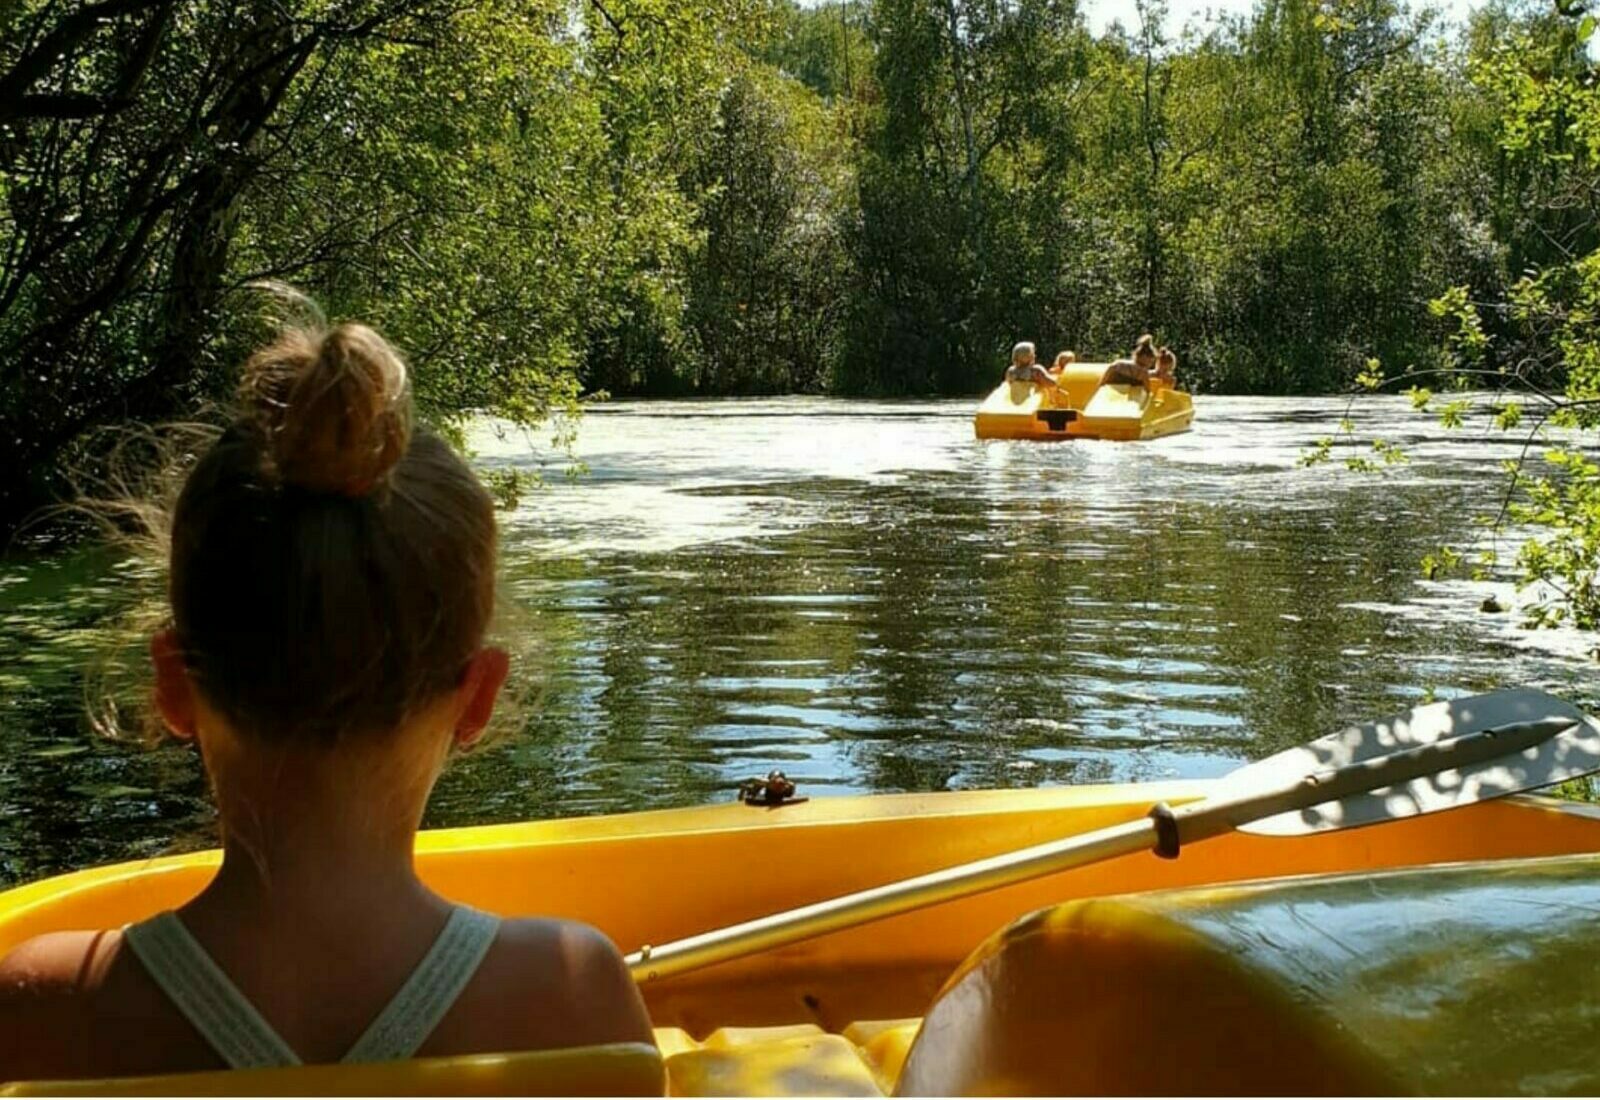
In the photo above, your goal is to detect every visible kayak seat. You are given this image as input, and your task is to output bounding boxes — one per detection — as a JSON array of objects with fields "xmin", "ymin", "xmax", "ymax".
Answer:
[
  {"xmin": 896, "ymin": 853, "xmax": 1600, "ymax": 1095},
  {"xmin": 841, "ymin": 1020, "xmax": 921, "ymax": 1094},
  {"xmin": 665, "ymin": 1033, "xmax": 881, "ymax": 1097},
  {"xmin": 0, "ymin": 1042, "xmax": 665, "ymax": 1097},
  {"xmin": 659, "ymin": 1022, "xmax": 918, "ymax": 1097}
]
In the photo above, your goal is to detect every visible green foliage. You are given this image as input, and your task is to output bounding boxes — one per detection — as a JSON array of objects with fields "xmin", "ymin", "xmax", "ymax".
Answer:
[
  {"xmin": 1471, "ymin": 549, "xmax": 1498, "ymax": 583},
  {"xmin": 480, "ymin": 468, "xmax": 537, "ymax": 512},
  {"xmin": 0, "ymin": 0, "xmax": 766, "ymax": 520},
  {"xmin": 681, "ymin": 70, "xmax": 855, "ymax": 393},
  {"xmin": 760, "ymin": 1, "xmax": 872, "ymax": 102},
  {"xmin": 1420, "ymin": 545, "xmax": 1461, "ymax": 581},
  {"xmin": 1438, "ymin": 399, "xmax": 1470, "ymax": 429},
  {"xmin": 1510, "ymin": 448, "xmax": 1600, "ymax": 628},
  {"xmin": 1552, "ymin": 776, "xmax": 1600, "ymax": 803},
  {"xmin": 1370, "ymin": 438, "xmax": 1408, "ymax": 466},
  {"xmin": 1323, "ymin": 0, "xmax": 1600, "ymax": 634},
  {"xmin": 1429, "ymin": 286, "xmax": 1489, "ymax": 365},
  {"xmin": 1300, "ymin": 437, "xmax": 1335, "ymax": 466},
  {"xmin": 826, "ymin": 0, "xmax": 1487, "ymax": 395},
  {"xmin": 834, "ymin": 0, "xmax": 1096, "ymax": 394},
  {"xmin": 1409, "ymin": 3, "xmax": 1600, "ymax": 631},
  {"xmin": 1298, "ymin": 413, "xmax": 1406, "ymax": 469},
  {"xmin": 1340, "ymin": 439, "xmax": 1405, "ymax": 472}
]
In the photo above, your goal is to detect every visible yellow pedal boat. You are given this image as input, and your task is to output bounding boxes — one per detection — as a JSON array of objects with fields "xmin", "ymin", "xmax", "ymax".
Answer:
[
  {"xmin": 974, "ymin": 362, "xmax": 1194, "ymax": 441},
  {"xmin": 4, "ymin": 782, "xmax": 1600, "ymax": 1096}
]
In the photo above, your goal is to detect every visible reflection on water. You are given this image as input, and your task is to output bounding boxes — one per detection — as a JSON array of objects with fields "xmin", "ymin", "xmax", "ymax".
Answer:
[{"xmin": 1, "ymin": 396, "xmax": 1595, "ymax": 884}]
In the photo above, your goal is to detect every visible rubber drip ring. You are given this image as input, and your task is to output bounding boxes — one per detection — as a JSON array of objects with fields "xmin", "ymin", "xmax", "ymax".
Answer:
[{"xmin": 1148, "ymin": 801, "xmax": 1181, "ymax": 859}]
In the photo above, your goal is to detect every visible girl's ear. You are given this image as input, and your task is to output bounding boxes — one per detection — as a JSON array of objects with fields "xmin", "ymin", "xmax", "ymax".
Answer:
[
  {"xmin": 453, "ymin": 647, "xmax": 510, "ymax": 749},
  {"xmin": 151, "ymin": 629, "xmax": 198, "ymax": 740}
]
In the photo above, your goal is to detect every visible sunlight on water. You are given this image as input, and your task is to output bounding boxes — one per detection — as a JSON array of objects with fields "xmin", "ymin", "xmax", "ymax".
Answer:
[{"xmin": 0, "ymin": 394, "xmax": 1595, "ymax": 883}]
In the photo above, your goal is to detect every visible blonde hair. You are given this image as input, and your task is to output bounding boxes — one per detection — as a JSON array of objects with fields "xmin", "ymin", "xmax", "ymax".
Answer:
[
  {"xmin": 1053, "ymin": 351, "xmax": 1074, "ymax": 369},
  {"xmin": 238, "ymin": 323, "xmax": 413, "ymax": 497},
  {"xmin": 1011, "ymin": 341, "xmax": 1036, "ymax": 366}
]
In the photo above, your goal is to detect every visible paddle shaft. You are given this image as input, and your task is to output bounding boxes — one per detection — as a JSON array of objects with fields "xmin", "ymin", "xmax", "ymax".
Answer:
[
  {"xmin": 627, "ymin": 716, "xmax": 1573, "ymax": 984},
  {"xmin": 629, "ymin": 813, "xmax": 1156, "ymax": 983}
]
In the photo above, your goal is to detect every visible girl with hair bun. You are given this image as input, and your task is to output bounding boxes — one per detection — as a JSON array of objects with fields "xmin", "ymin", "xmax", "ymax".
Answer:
[
  {"xmin": 1101, "ymin": 335, "xmax": 1158, "ymax": 388},
  {"xmin": 0, "ymin": 311, "xmax": 653, "ymax": 1081},
  {"xmin": 1154, "ymin": 345, "xmax": 1178, "ymax": 385}
]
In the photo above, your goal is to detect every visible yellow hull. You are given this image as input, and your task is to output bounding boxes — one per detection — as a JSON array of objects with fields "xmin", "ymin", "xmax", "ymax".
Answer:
[
  {"xmin": 973, "ymin": 364, "xmax": 1194, "ymax": 442},
  {"xmin": 4, "ymin": 784, "xmax": 1599, "ymax": 1095}
]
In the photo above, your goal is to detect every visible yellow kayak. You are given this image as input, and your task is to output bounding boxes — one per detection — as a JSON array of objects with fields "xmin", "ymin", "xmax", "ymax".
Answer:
[
  {"xmin": 974, "ymin": 362, "xmax": 1194, "ymax": 441},
  {"xmin": 4, "ymin": 783, "xmax": 1600, "ymax": 1095}
]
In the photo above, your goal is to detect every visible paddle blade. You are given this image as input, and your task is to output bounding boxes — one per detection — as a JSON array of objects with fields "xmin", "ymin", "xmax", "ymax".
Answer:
[{"xmin": 1226, "ymin": 689, "xmax": 1600, "ymax": 837}]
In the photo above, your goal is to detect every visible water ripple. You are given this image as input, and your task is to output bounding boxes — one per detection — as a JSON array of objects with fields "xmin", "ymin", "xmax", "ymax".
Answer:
[{"xmin": 0, "ymin": 395, "xmax": 1597, "ymax": 883}]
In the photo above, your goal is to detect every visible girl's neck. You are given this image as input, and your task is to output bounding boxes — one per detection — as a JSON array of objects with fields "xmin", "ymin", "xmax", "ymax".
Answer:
[
  {"xmin": 187, "ymin": 738, "xmax": 444, "ymax": 931},
  {"xmin": 188, "ymin": 814, "xmax": 438, "ymax": 935},
  {"xmin": 179, "ymin": 708, "xmax": 455, "ymax": 932}
]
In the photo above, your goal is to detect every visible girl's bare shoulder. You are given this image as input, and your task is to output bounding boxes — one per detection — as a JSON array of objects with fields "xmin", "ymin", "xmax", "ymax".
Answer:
[
  {"xmin": 486, "ymin": 916, "xmax": 648, "ymax": 1030},
  {"xmin": 430, "ymin": 916, "xmax": 654, "ymax": 1055},
  {"xmin": 0, "ymin": 930, "xmax": 151, "ymax": 1080},
  {"xmin": 0, "ymin": 930, "xmax": 119, "ymax": 997}
]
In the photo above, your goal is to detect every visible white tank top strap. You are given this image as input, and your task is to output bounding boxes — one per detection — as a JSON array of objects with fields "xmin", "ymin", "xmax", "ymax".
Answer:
[
  {"xmin": 341, "ymin": 905, "xmax": 501, "ymax": 1063},
  {"xmin": 123, "ymin": 905, "xmax": 501, "ymax": 1068},
  {"xmin": 122, "ymin": 911, "xmax": 302, "ymax": 1069}
]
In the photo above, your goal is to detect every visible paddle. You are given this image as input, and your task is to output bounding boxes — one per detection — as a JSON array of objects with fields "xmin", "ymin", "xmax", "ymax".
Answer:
[{"xmin": 627, "ymin": 688, "xmax": 1600, "ymax": 983}]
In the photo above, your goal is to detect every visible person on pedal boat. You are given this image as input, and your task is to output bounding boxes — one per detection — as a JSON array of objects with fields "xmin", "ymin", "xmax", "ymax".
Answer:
[
  {"xmin": 1048, "ymin": 350, "xmax": 1075, "ymax": 378},
  {"xmin": 1154, "ymin": 345, "xmax": 1177, "ymax": 385},
  {"xmin": 1004, "ymin": 341, "xmax": 1057, "ymax": 387},
  {"xmin": 1100, "ymin": 334, "xmax": 1158, "ymax": 387},
  {"xmin": 0, "ymin": 293, "xmax": 653, "ymax": 1083}
]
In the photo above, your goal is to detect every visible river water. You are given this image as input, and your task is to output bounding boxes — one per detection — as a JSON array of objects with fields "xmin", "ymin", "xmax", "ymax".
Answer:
[{"xmin": 0, "ymin": 396, "xmax": 1594, "ymax": 885}]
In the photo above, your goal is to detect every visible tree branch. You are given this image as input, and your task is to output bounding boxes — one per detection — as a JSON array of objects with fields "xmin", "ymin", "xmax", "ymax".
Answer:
[{"xmin": 0, "ymin": 0, "xmax": 169, "ymax": 122}]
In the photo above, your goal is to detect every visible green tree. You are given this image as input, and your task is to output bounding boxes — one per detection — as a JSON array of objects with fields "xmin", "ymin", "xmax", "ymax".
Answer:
[
  {"xmin": 1424, "ymin": 5, "xmax": 1600, "ymax": 628},
  {"xmin": 685, "ymin": 71, "xmax": 854, "ymax": 393},
  {"xmin": 760, "ymin": 0, "xmax": 873, "ymax": 103},
  {"xmin": 0, "ymin": 0, "xmax": 762, "ymax": 525},
  {"xmin": 0, "ymin": 0, "xmax": 448, "ymax": 522},
  {"xmin": 841, "ymin": 0, "xmax": 1090, "ymax": 394}
]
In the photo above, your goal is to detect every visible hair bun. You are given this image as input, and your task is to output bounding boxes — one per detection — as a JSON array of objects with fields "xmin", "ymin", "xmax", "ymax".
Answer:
[{"xmin": 240, "ymin": 323, "xmax": 413, "ymax": 497}]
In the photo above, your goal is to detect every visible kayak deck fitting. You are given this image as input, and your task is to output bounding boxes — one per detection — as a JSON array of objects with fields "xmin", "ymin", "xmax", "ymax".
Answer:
[
  {"xmin": 4, "ymin": 782, "xmax": 1600, "ymax": 1095},
  {"xmin": 974, "ymin": 361, "xmax": 1195, "ymax": 441}
]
